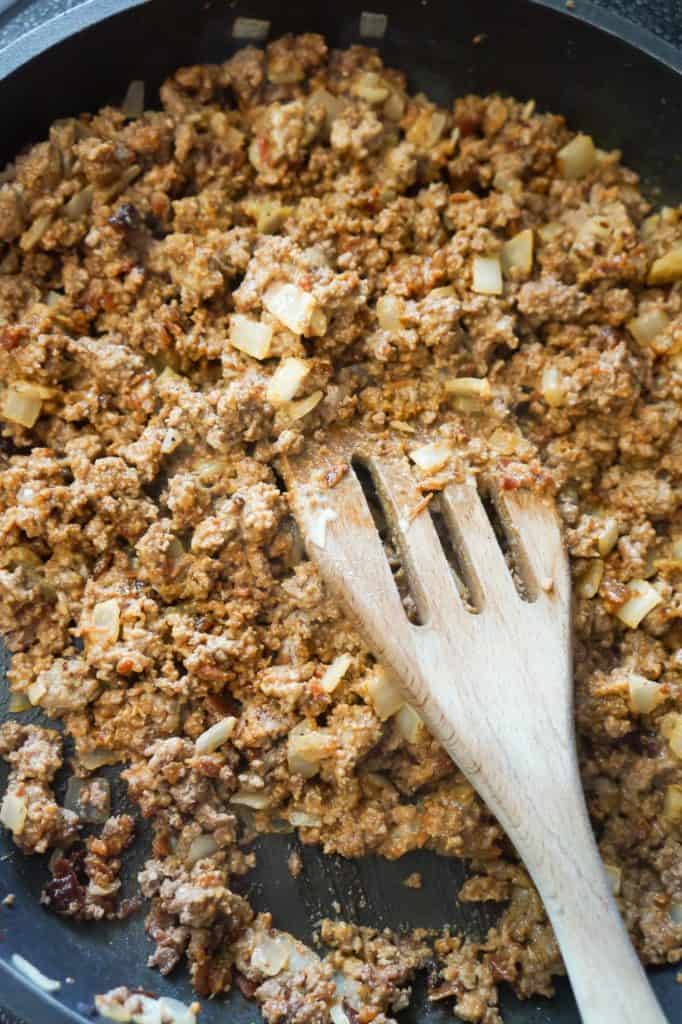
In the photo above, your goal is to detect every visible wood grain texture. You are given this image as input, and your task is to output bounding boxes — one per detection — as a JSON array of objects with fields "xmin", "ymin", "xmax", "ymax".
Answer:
[{"xmin": 284, "ymin": 438, "xmax": 668, "ymax": 1024}]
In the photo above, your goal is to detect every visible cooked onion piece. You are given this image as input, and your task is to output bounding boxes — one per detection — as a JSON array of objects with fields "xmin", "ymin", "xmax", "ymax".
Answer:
[
  {"xmin": 229, "ymin": 314, "xmax": 273, "ymax": 359},
  {"xmin": 615, "ymin": 579, "xmax": 662, "ymax": 629},
  {"xmin": 557, "ymin": 134, "xmax": 596, "ymax": 179},
  {"xmin": 472, "ymin": 256, "xmax": 503, "ymax": 296}
]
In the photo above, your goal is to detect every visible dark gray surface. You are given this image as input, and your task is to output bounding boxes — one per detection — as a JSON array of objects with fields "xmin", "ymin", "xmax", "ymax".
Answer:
[{"xmin": 0, "ymin": 2, "xmax": 680, "ymax": 1024}]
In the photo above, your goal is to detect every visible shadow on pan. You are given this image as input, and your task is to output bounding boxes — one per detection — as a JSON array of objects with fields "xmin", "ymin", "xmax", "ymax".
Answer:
[{"xmin": 0, "ymin": 1, "xmax": 681, "ymax": 1022}]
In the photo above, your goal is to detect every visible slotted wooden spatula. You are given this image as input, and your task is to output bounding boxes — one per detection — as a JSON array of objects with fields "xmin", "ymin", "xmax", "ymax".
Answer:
[{"xmin": 282, "ymin": 431, "xmax": 668, "ymax": 1024}]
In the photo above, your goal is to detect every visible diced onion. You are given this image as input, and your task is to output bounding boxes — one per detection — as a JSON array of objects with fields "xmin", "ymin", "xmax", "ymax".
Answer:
[
  {"xmin": 597, "ymin": 518, "xmax": 619, "ymax": 556},
  {"xmin": 396, "ymin": 703, "xmax": 423, "ymax": 743},
  {"xmin": 251, "ymin": 934, "xmax": 292, "ymax": 976},
  {"xmin": 366, "ymin": 666, "xmax": 404, "ymax": 721},
  {"xmin": 627, "ymin": 308, "xmax": 670, "ymax": 352},
  {"xmin": 409, "ymin": 441, "xmax": 452, "ymax": 473},
  {"xmin": 64, "ymin": 186, "xmax": 93, "ymax": 220},
  {"xmin": 662, "ymin": 784, "xmax": 682, "ymax": 824},
  {"xmin": 557, "ymin": 134, "xmax": 596, "ymax": 179},
  {"xmin": 472, "ymin": 256, "xmax": 503, "ymax": 296},
  {"xmin": 376, "ymin": 295, "xmax": 405, "ymax": 331},
  {"xmin": 603, "ymin": 863, "xmax": 622, "ymax": 896},
  {"xmin": 229, "ymin": 789, "xmax": 271, "ymax": 810},
  {"xmin": 501, "ymin": 229, "xmax": 534, "ymax": 275},
  {"xmin": 266, "ymin": 357, "xmax": 310, "ymax": 405},
  {"xmin": 320, "ymin": 653, "xmax": 353, "ymax": 694},
  {"xmin": 20, "ymin": 213, "xmax": 52, "ymax": 252},
  {"xmin": 263, "ymin": 282, "xmax": 318, "ymax": 335},
  {"xmin": 11, "ymin": 954, "xmax": 61, "ymax": 993},
  {"xmin": 287, "ymin": 725, "xmax": 334, "ymax": 778},
  {"xmin": 647, "ymin": 247, "xmax": 682, "ymax": 286},
  {"xmin": 615, "ymin": 579, "xmax": 662, "ymax": 629},
  {"xmin": 229, "ymin": 314, "xmax": 273, "ymax": 360},
  {"xmin": 627, "ymin": 674, "xmax": 663, "ymax": 715},
  {"xmin": 289, "ymin": 810, "xmax": 322, "ymax": 828},
  {"xmin": 406, "ymin": 110, "xmax": 447, "ymax": 149},
  {"xmin": 0, "ymin": 792, "xmax": 27, "ymax": 834},
  {"xmin": 122, "ymin": 80, "xmax": 145, "ymax": 118},
  {"xmin": 306, "ymin": 88, "xmax": 343, "ymax": 127},
  {"xmin": 87, "ymin": 598, "xmax": 121, "ymax": 646},
  {"xmin": 540, "ymin": 365, "xmax": 566, "ymax": 408},
  {"xmin": 661, "ymin": 713, "xmax": 682, "ymax": 759},
  {"xmin": 195, "ymin": 716, "xmax": 237, "ymax": 754},
  {"xmin": 187, "ymin": 833, "xmax": 219, "ymax": 864},
  {"xmin": 8, "ymin": 693, "xmax": 31, "ymax": 713},
  {"xmin": 1, "ymin": 388, "xmax": 42, "ymax": 428},
  {"xmin": 577, "ymin": 559, "xmax": 603, "ymax": 599},
  {"xmin": 79, "ymin": 747, "xmax": 122, "ymax": 771},
  {"xmin": 445, "ymin": 377, "xmax": 491, "ymax": 401},
  {"xmin": 281, "ymin": 389, "xmax": 324, "ymax": 422},
  {"xmin": 351, "ymin": 72, "xmax": 389, "ymax": 104}
]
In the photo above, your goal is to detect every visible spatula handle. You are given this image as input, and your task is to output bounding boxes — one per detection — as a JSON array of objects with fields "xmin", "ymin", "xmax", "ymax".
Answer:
[{"xmin": 494, "ymin": 772, "xmax": 668, "ymax": 1024}]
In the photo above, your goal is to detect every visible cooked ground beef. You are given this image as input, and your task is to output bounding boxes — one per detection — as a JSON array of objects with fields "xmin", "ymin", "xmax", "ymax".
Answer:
[{"xmin": 0, "ymin": 31, "xmax": 681, "ymax": 1024}]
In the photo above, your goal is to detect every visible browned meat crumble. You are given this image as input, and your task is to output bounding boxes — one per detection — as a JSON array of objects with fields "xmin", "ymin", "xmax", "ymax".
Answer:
[{"xmin": 0, "ymin": 31, "xmax": 681, "ymax": 1024}]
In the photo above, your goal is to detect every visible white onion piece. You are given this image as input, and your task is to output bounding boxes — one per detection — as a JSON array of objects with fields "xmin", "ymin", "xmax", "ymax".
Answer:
[
  {"xmin": 263, "ymin": 282, "xmax": 318, "ymax": 335},
  {"xmin": 287, "ymin": 725, "xmax": 334, "ymax": 778},
  {"xmin": 122, "ymin": 80, "xmax": 145, "ymax": 117},
  {"xmin": 409, "ymin": 441, "xmax": 452, "ymax": 473},
  {"xmin": 195, "ymin": 716, "xmax": 236, "ymax": 754},
  {"xmin": 229, "ymin": 314, "xmax": 273, "ymax": 360},
  {"xmin": 330, "ymin": 1005, "xmax": 350, "ymax": 1024},
  {"xmin": 281, "ymin": 389, "xmax": 324, "ymax": 422},
  {"xmin": 627, "ymin": 674, "xmax": 663, "ymax": 715},
  {"xmin": 251, "ymin": 934, "xmax": 292, "ymax": 976},
  {"xmin": 577, "ymin": 559, "xmax": 603, "ymax": 599},
  {"xmin": 320, "ymin": 653, "xmax": 353, "ymax": 693},
  {"xmin": 647, "ymin": 247, "xmax": 682, "ymax": 285},
  {"xmin": 376, "ymin": 294, "xmax": 405, "ymax": 331},
  {"xmin": 64, "ymin": 186, "xmax": 93, "ymax": 220},
  {"xmin": 627, "ymin": 308, "xmax": 670, "ymax": 351},
  {"xmin": 541, "ymin": 366, "xmax": 566, "ymax": 408},
  {"xmin": 471, "ymin": 256, "xmax": 503, "ymax": 296},
  {"xmin": 366, "ymin": 666, "xmax": 404, "ymax": 721},
  {"xmin": 187, "ymin": 833, "xmax": 219, "ymax": 865},
  {"xmin": 661, "ymin": 713, "xmax": 682, "ymax": 759},
  {"xmin": 501, "ymin": 229, "xmax": 534, "ymax": 275},
  {"xmin": 557, "ymin": 134, "xmax": 596, "ymax": 179},
  {"xmin": 289, "ymin": 810, "xmax": 322, "ymax": 827},
  {"xmin": 87, "ymin": 598, "xmax": 121, "ymax": 646},
  {"xmin": 79, "ymin": 748, "xmax": 122, "ymax": 771},
  {"xmin": 8, "ymin": 693, "xmax": 31, "ymax": 713},
  {"xmin": 616, "ymin": 579, "xmax": 662, "ymax": 629},
  {"xmin": 1, "ymin": 388, "xmax": 42, "ymax": 427},
  {"xmin": 396, "ymin": 703, "xmax": 423, "ymax": 743},
  {"xmin": 229, "ymin": 789, "xmax": 271, "ymax": 809},
  {"xmin": 266, "ymin": 357, "xmax": 310, "ymax": 405},
  {"xmin": 11, "ymin": 954, "xmax": 61, "ymax": 992},
  {"xmin": 597, "ymin": 518, "xmax": 619, "ymax": 556},
  {"xmin": 0, "ymin": 792, "xmax": 27, "ymax": 834},
  {"xmin": 663, "ymin": 785, "xmax": 682, "ymax": 823},
  {"xmin": 445, "ymin": 377, "xmax": 491, "ymax": 401},
  {"xmin": 351, "ymin": 72, "xmax": 389, "ymax": 104}
]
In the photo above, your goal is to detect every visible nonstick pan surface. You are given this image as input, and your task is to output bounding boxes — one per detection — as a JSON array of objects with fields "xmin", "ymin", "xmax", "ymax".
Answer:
[{"xmin": 0, "ymin": 2, "xmax": 681, "ymax": 1022}]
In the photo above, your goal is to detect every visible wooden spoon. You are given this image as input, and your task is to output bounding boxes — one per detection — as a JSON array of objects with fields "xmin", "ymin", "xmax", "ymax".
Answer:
[{"xmin": 282, "ymin": 431, "xmax": 668, "ymax": 1024}]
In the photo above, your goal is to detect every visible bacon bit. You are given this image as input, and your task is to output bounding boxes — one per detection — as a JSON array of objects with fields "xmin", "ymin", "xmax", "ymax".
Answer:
[
  {"xmin": 501, "ymin": 474, "xmax": 521, "ymax": 491},
  {"xmin": 0, "ymin": 325, "xmax": 25, "ymax": 350},
  {"xmin": 407, "ymin": 492, "xmax": 434, "ymax": 522},
  {"xmin": 152, "ymin": 830, "xmax": 173, "ymax": 857},
  {"xmin": 325, "ymin": 462, "xmax": 349, "ymax": 488},
  {"xmin": 235, "ymin": 973, "xmax": 256, "ymax": 1000},
  {"xmin": 454, "ymin": 114, "xmax": 480, "ymax": 137},
  {"xmin": 449, "ymin": 190, "xmax": 476, "ymax": 204}
]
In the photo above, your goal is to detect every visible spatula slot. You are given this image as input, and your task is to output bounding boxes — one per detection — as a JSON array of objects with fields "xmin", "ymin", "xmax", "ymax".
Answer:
[
  {"xmin": 351, "ymin": 454, "xmax": 425, "ymax": 625},
  {"xmin": 480, "ymin": 487, "xmax": 538, "ymax": 603},
  {"xmin": 428, "ymin": 496, "xmax": 481, "ymax": 613}
]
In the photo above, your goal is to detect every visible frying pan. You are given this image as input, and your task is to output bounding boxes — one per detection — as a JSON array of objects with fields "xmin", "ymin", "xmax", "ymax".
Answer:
[{"xmin": 0, "ymin": 1, "xmax": 680, "ymax": 1022}]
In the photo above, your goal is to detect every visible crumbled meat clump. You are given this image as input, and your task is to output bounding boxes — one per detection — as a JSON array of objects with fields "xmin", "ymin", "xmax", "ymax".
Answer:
[{"xmin": 1, "ymin": 30, "xmax": 681, "ymax": 1024}]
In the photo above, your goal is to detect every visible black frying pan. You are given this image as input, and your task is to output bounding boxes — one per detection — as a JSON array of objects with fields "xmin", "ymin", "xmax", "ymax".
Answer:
[{"xmin": 0, "ymin": 2, "xmax": 680, "ymax": 1022}]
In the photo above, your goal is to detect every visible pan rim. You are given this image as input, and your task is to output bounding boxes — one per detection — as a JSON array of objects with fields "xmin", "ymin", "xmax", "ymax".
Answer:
[{"xmin": 0, "ymin": 0, "xmax": 680, "ymax": 1022}]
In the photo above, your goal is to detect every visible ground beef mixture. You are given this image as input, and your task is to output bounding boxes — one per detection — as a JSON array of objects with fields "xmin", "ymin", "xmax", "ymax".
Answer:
[{"xmin": 0, "ymin": 32, "xmax": 681, "ymax": 1024}]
